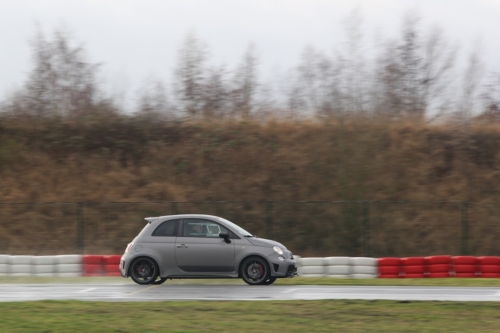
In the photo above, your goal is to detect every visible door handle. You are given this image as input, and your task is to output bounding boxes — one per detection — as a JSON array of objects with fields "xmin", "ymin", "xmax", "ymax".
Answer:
[{"xmin": 176, "ymin": 244, "xmax": 188, "ymax": 248}]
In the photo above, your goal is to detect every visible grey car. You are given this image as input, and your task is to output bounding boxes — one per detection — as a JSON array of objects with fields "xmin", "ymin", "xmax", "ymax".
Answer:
[{"xmin": 120, "ymin": 214, "xmax": 298, "ymax": 285}]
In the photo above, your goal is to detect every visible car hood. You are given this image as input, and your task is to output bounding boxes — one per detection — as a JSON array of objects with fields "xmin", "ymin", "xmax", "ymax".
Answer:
[{"xmin": 247, "ymin": 237, "xmax": 285, "ymax": 249}]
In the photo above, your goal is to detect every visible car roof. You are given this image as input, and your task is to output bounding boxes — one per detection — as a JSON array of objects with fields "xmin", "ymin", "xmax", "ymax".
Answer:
[{"xmin": 145, "ymin": 214, "xmax": 223, "ymax": 222}]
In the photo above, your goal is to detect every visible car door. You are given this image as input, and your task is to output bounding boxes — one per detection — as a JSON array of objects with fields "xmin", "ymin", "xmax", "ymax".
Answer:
[{"xmin": 175, "ymin": 219, "xmax": 235, "ymax": 274}]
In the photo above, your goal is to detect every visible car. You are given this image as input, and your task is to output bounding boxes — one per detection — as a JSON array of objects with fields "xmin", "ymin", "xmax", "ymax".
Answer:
[{"xmin": 120, "ymin": 214, "xmax": 298, "ymax": 285}]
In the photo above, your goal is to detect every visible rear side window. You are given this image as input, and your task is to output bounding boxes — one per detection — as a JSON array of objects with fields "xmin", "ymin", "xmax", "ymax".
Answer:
[{"xmin": 152, "ymin": 220, "xmax": 179, "ymax": 236}]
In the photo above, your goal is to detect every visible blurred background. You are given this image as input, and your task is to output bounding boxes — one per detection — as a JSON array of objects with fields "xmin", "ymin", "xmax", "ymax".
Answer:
[{"xmin": 1, "ymin": 0, "xmax": 500, "ymax": 257}]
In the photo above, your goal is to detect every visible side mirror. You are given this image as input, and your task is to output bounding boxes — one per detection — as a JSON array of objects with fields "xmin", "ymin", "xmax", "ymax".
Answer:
[{"xmin": 219, "ymin": 232, "xmax": 231, "ymax": 243}]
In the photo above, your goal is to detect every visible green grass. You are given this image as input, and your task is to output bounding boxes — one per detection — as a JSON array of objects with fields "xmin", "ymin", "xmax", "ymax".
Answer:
[
  {"xmin": 2, "ymin": 276, "xmax": 500, "ymax": 287},
  {"xmin": 1, "ymin": 300, "xmax": 500, "ymax": 332}
]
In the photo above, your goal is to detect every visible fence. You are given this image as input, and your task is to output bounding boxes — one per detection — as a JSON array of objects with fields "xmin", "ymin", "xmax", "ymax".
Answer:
[{"xmin": 1, "ymin": 201, "xmax": 500, "ymax": 257}]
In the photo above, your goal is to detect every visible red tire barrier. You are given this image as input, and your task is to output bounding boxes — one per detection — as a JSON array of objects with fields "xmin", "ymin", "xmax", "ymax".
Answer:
[
  {"xmin": 480, "ymin": 273, "xmax": 500, "ymax": 278},
  {"xmin": 454, "ymin": 273, "xmax": 476, "ymax": 278},
  {"xmin": 454, "ymin": 265, "xmax": 476, "ymax": 274},
  {"xmin": 404, "ymin": 274, "xmax": 425, "ymax": 278},
  {"xmin": 479, "ymin": 265, "xmax": 500, "ymax": 274},
  {"xmin": 429, "ymin": 272, "xmax": 450, "ymax": 278},
  {"xmin": 83, "ymin": 264, "xmax": 102, "ymax": 276},
  {"xmin": 104, "ymin": 265, "xmax": 121, "ymax": 276},
  {"xmin": 452, "ymin": 256, "xmax": 477, "ymax": 265},
  {"xmin": 379, "ymin": 266, "xmax": 400, "ymax": 275},
  {"xmin": 379, "ymin": 275, "xmax": 400, "ymax": 278},
  {"xmin": 378, "ymin": 258, "xmax": 400, "ymax": 266},
  {"xmin": 403, "ymin": 265, "xmax": 425, "ymax": 274},
  {"xmin": 428, "ymin": 264, "xmax": 449, "ymax": 273},
  {"xmin": 83, "ymin": 255, "xmax": 103, "ymax": 265},
  {"xmin": 401, "ymin": 257, "xmax": 425, "ymax": 266},
  {"xmin": 478, "ymin": 256, "xmax": 500, "ymax": 266},
  {"xmin": 103, "ymin": 255, "xmax": 121, "ymax": 265},
  {"xmin": 426, "ymin": 255, "xmax": 451, "ymax": 265}
]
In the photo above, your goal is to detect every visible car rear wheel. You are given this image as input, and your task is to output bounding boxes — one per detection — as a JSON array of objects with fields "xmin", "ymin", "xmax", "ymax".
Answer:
[
  {"xmin": 240, "ymin": 256, "xmax": 270, "ymax": 285},
  {"xmin": 152, "ymin": 277, "xmax": 167, "ymax": 285},
  {"xmin": 130, "ymin": 257, "xmax": 159, "ymax": 285}
]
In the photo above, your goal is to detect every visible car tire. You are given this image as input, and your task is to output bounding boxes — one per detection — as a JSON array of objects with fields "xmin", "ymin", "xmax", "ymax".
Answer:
[
  {"xmin": 129, "ymin": 257, "xmax": 159, "ymax": 285},
  {"xmin": 152, "ymin": 277, "xmax": 167, "ymax": 285},
  {"xmin": 240, "ymin": 256, "xmax": 270, "ymax": 286},
  {"xmin": 262, "ymin": 277, "xmax": 277, "ymax": 285}
]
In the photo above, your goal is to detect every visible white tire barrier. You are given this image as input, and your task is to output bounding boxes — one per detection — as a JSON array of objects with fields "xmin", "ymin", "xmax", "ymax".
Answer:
[
  {"xmin": 298, "ymin": 266, "xmax": 325, "ymax": 275},
  {"xmin": 34, "ymin": 256, "xmax": 55, "ymax": 265},
  {"xmin": 58, "ymin": 264, "xmax": 82, "ymax": 274},
  {"xmin": 57, "ymin": 255, "xmax": 82, "ymax": 265},
  {"xmin": 324, "ymin": 257, "xmax": 350, "ymax": 266},
  {"xmin": 0, "ymin": 255, "xmax": 8, "ymax": 264},
  {"xmin": 0, "ymin": 264, "xmax": 8, "ymax": 276},
  {"xmin": 34, "ymin": 265, "xmax": 56, "ymax": 274},
  {"xmin": 300, "ymin": 258, "xmax": 324, "ymax": 266},
  {"xmin": 8, "ymin": 255, "xmax": 32, "ymax": 265},
  {"xmin": 349, "ymin": 257, "xmax": 377, "ymax": 266},
  {"xmin": 351, "ymin": 265, "xmax": 377, "ymax": 275},
  {"xmin": 325, "ymin": 265, "xmax": 350, "ymax": 275},
  {"xmin": 10, "ymin": 265, "xmax": 32, "ymax": 275}
]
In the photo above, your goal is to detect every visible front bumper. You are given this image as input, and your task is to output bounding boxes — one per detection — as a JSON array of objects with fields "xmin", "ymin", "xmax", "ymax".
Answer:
[
  {"xmin": 267, "ymin": 255, "xmax": 298, "ymax": 278},
  {"xmin": 120, "ymin": 258, "xmax": 127, "ymax": 278}
]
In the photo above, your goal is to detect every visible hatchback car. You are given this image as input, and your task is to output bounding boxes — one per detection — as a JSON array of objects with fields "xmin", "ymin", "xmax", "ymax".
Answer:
[{"xmin": 120, "ymin": 214, "xmax": 297, "ymax": 285}]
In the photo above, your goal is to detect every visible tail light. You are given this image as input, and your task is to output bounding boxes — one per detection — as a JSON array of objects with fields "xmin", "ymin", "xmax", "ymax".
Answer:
[{"xmin": 125, "ymin": 242, "xmax": 134, "ymax": 253}]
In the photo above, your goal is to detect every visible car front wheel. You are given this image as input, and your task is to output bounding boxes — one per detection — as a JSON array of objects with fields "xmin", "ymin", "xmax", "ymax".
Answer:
[
  {"xmin": 130, "ymin": 257, "xmax": 159, "ymax": 285},
  {"xmin": 240, "ymin": 256, "xmax": 270, "ymax": 285}
]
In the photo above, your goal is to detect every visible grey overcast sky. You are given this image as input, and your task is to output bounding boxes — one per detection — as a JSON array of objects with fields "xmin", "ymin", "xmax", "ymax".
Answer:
[{"xmin": 1, "ymin": 0, "xmax": 500, "ymax": 104}]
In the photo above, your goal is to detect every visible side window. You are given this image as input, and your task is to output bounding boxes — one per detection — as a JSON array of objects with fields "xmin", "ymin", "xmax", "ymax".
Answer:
[
  {"xmin": 152, "ymin": 220, "xmax": 179, "ymax": 237},
  {"xmin": 183, "ymin": 219, "xmax": 229, "ymax": 238}
]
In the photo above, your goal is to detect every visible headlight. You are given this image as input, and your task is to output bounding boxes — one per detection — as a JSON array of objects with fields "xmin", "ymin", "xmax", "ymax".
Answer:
[{"xmin": 273, "ymin": 246, "xmax": 283, "ymax": 255}]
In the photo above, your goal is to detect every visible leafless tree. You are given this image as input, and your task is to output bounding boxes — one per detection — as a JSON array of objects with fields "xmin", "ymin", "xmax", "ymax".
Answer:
[
  {"xmin": 231, "ymin": 44, "xmax": 258, "ymax": 118},
  {"xmin": 16, "ymin": 27, "xmax": 101, "ymax": 120},
  {"xmin": 173, "ymin": 32, "xmax": 208, "ymax": 118}
]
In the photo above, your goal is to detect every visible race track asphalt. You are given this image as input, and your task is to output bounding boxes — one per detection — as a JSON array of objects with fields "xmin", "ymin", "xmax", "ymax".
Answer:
[{"xmin": 2, "ymin": 284, "xmax": 500, "ymax": 302}]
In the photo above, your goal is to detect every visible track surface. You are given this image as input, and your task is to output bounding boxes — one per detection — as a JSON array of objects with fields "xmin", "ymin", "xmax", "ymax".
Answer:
[{"xmin": 2, "ymin": 284, "xmax": 500, "ymax": 302}]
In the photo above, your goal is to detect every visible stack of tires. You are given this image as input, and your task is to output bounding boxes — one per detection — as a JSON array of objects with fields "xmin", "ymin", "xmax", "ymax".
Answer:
[
  {"xmin": 478, "ymin": 256, "xmax": 500, "ymax": 278},
  {"xmin": 426, "ymin": 255, "xmax": 451, "ymax": 278},
  {"xmin": 33, "ymin": 256, "xmax": 56, "ymax": 277},
  {"xmin": 324, "ymin": 257, "xmax": 350, "ymax": 278},
  {"xmin": 83, "ymin": 255, "xmax": 103, "ymax": 276},
  {"xmin": 401, "ymin": 257, "xmax": 426, "ymax": 278},
  {"xmin": 297, "ymin": 257, "xmax": 325, "ymax": 277},
  {"xmin": 0, "ymin": 255, "xmax": 7, "ymax": 276},
  {"xmin": 9, "ymin": 255, "xmax": 32, "ymax": 276},
  {"xmin": 103, "ymin": 255, "xmax": 121, "ymax": 276},
  {"xmin": 378, "ymin": 257, "xmax": 401, "ymax": 278},
  {"xmin": 452, "ymin": 256, "xmax": 477, "ymax": 277},
  {"xmin": 57, "ymin": 255, "xmax": 82, "ymax": 277},
  {"xmin": 349, "ymin": 257, "xmax": 377, "ymax": 279}
]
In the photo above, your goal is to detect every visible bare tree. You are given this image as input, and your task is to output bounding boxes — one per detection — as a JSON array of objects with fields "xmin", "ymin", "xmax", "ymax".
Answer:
[
  {"xmin": 202, "ymin": 65, "xmax": 229, "ymax": 118},
  {"xmin": 231, "ymin": 44, "xmax": 258, "ymax": 118},
  {"xmin": 460, "ymin": 45, "xmax": 484, "ymax": 123},
  {"xmin": 375, "ymin": 12, "xmax": 456, "ymax": 119},
  {"xmin": 19, "ymin": 27, "xmax": 100, "ymax": 119},
  {"xmin": 174, "ymin": 32, "xmax": 208, "ymax": 118},
  {"xmin": 136, "ymin": 78, "xmax": 170, "ymax": 120}
]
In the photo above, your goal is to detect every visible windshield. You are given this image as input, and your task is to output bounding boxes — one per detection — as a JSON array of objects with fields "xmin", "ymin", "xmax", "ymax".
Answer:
[{"xmin": 219, "ymin": 218, "xmax": 253, "ymax": 237}]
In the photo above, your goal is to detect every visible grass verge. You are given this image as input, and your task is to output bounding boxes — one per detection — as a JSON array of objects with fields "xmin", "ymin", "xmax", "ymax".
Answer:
[{"xmin": 1, "ymin": 300, "xmax": 500, "ymax": 332}]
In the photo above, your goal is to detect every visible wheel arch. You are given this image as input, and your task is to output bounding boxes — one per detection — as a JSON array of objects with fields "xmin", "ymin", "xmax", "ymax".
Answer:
[
  {"xmin": 127, "ymin": 255, "xmax": 160, "ymax": 276},
  {"xmin": 237, "ymin": 254, "xmax": 271, "ymax": 278}
]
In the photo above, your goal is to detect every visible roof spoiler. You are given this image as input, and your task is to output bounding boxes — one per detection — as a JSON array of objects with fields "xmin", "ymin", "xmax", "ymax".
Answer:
[{"xmin": 145, "ymin": 217, "xmax": 159, "ymax": 223}]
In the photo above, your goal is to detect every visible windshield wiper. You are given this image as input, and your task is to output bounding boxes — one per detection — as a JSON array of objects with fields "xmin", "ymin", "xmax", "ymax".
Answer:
[{"xmin": 244, "ymin": 235, "xmax": 254, "ymax": 238}]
